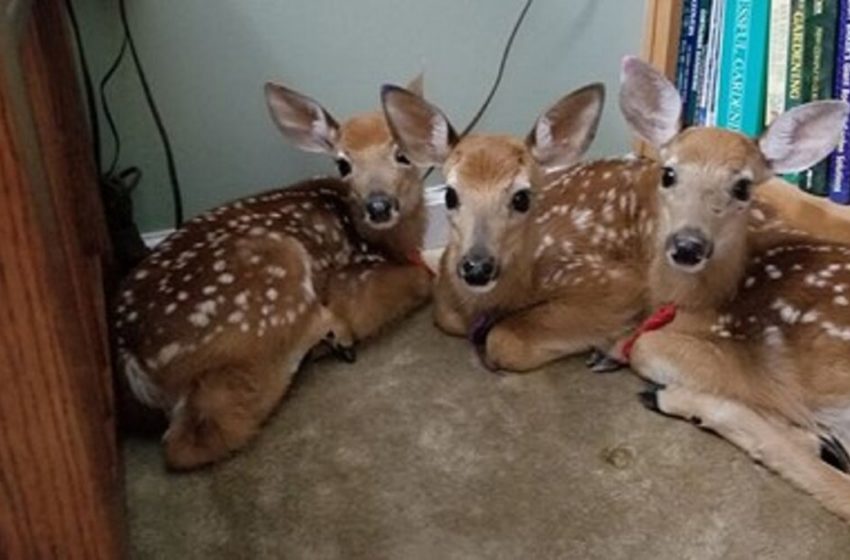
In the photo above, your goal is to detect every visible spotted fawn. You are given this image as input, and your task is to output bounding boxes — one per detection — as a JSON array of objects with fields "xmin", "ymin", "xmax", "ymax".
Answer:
[
  {"xmin": 618, "ymin": 56, "xmax": 850, "ymax": 523},
  {"xmin": 113, "ymin": 76, "xmax": 432, "ymax": 469}
]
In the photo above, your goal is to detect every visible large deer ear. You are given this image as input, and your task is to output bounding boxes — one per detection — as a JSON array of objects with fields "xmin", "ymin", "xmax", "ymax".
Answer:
[
  {"xmin": 526, "ymin": 83, "xmax": 605, "ymax": 172},
  {"xmin": 619, "ymin": 56, "xmax": 682, "ymax": 147},
  {"xmin": 381, "ymin": 84, "xmax": 458, "ymax": 167},
  {"xmin": 405, "ymin": 72, "xmax": 425, "ymax": 97},
  {"xmin": 759, "ymin": 100, "xmax": 850, "ymax": 174},
  {"xmin": 264, "ymin": 82, "xmax": 340, "ymax": 154}
]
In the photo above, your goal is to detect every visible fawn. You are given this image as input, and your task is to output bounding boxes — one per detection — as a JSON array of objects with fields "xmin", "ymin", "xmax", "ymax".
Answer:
[
  {"xmin": 616, "ymin": 56, "xmax": 850, "ymax": 522},
  {"xmin": 381, "ymin": 81, "xmax": 658, "ymax": 371},
  {"xmin": 381, "ymin": 77, "xmax": 849, "ymax": 374},
  {"xmin": 113, "ymin": 76, "xmax": 432, "ymax": 469}
]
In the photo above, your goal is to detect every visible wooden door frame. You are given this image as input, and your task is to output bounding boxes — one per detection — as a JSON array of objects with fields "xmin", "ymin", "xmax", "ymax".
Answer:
[{"xmin": 0, "ymin": 1, "xmax": 125, "ymax": 558}]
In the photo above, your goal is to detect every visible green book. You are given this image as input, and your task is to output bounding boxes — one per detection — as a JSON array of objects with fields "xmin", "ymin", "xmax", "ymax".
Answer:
[{"xmin": 801, "ymin": 0, "xmax": 839, "ymax": 195}]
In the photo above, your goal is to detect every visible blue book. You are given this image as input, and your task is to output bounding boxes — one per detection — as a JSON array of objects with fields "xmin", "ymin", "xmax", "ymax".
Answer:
[
  {"xmin": 716, "ymin": 0, "xmax": 771, "ymax": 136},
  {"xmin": 688, "ymin": 0, "xmax": 713, "ymax": 125},
  {"xmin": 829, "ymin": 0, "xmax": 850, "ymax": 204},
  {"xmin": 676, "ymin": 0, "xmax": 701, "ymax": 125}
]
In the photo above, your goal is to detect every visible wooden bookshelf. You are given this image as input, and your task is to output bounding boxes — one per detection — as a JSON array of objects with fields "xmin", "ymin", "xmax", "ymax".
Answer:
[{"xmin": 641, "ymin": 0, "xmax": 850, "ymax": 234}]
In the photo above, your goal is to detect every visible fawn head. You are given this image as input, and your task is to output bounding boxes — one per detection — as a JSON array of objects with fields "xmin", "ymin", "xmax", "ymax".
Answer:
[
  {"xmin": 265, "ymin": 75, "xmax": 425, "ymax": 230},
  {"xmin": 620, "ymin": 56, "xmax": 849, "ymax": 274},
  {"xmin": 381, "ymin": 83, "xmax": 604, "ymax": 291}
]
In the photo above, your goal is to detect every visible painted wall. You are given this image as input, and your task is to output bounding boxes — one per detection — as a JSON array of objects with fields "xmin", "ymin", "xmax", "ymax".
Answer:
[{"xmin": 76, "ymin": 0, "xmax": 647, "ymax": 233}]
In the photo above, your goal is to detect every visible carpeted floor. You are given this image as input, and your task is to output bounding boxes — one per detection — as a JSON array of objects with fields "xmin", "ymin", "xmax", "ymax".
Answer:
[{"xmin": 124, "ymin": 308, "xmax": 850, "ymax": 559}]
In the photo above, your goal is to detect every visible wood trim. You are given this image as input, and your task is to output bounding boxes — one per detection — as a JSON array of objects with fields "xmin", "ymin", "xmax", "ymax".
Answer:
[{"xmin": 0, "ymin": 1, "xmax": 124, "ymax": 558}]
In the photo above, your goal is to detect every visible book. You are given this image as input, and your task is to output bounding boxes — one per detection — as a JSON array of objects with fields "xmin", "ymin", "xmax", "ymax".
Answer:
[
  {"xmin": 716, "ymin": 0, "xmax": 771, "ymax": 136},
  {"xmin": 784, "ymin": 0, "xmax": 808, "ymax": 185},
  {"xmin": 800, "ymin": 0, "xmax": 840, "ymax": 196},
  {"xmin": 829, "ymin": 0, "xmax": 850, "ymax": 204},
  {"xmin": 676, "ymin": 0, "xmax": 698, "ymax": 124},
  {"xmin": 765, "ymin": 0, "xmax": 793, "ymax": 126},
  {"xmin": 701, "ymin": 0, "xmax": 726, "ymax": 125},
  {"xmin": 689, "ymin": 0, "xmax": 714, "ymax": 125}
]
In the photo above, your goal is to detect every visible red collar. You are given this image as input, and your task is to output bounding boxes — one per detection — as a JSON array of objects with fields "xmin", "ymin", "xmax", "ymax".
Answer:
[
  {"xmin": 407, "ymin": 250, "xmax": 434, "ymax": 275},
  {"xmin": 620, "ymin": 304, "xmax": 677, "ymax": 362}
]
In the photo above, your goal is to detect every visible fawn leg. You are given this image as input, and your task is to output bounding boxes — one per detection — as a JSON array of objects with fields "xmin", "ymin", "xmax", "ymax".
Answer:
[{"xmin": 324, "ymin": 263, "xmax": 432, "ymax": 341}]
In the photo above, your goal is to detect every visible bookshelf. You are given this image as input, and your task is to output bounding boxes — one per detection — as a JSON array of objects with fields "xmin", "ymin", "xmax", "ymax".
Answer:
[{"xmin": 640, "ymin": 0, "xmax": 850, "ymax": 229}]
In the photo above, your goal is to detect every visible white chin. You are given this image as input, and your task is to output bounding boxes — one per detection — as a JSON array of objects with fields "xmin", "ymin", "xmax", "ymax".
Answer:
[
  {"xmin": 666, "ymin": 253, "xmax": 708, "ymax": 273},
  {"xmin": 462, "ymin": 280, "xmax": 498, "ymax": 294},
  {"xmin": 366, "ymin": 215, "xmax": 399, "ymax": 230}
]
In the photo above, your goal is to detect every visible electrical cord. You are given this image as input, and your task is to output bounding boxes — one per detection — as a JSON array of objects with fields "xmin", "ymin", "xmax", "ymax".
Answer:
[
  {"xmin": 118, "ymin": 0, "xmax": 184, "ymax": 227},
  {"xmin": 423, "ymin": 0, "xmax": 534, "ymax": 180},
  {"xmin": 64, "ymin": 0, "xmax": 102, "ymax": 175},
  {"xmin": 100, "ymin": 34, "xmax": 129, "ymax": 176},
  {"xmin": 460, "ymin": 0, "xmax": 534, "ymax": 138}
]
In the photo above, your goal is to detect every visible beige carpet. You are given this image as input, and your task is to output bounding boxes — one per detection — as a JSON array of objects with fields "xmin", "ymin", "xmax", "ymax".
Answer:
[{"xmin": 124, "ymin": 308, "xmax": 850, "ymax": 559}]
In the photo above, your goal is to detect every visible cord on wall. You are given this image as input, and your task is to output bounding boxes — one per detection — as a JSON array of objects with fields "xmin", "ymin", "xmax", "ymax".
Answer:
[
  {"xmin": 423, "ymin": 0, "xmax": 534, "ymax": 181},
  {"xmin": 118, "ymin": 0, "xmax": 184, "ymax": 228}
]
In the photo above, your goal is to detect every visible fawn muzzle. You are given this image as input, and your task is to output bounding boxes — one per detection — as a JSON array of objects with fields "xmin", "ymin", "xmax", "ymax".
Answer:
[
  {"xmin": 666, "ymin": 228, "xmax": 714, "ymax": 271},
  {"xmin": 364, "ymin": 191, "xmax": 399, "ymax": 227},
  {"xmin": 458, "ymin": 248, "xmax": 499, "ymax": 289}
]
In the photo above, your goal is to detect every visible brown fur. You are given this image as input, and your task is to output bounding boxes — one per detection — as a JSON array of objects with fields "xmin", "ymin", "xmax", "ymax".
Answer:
[
  {"xmin": 114, "ymin": 106, "xmax": 432, "ymax": 469},
  {"xmin": 624, "ymin": 128, "xmax": 850, "ymax": 523}
]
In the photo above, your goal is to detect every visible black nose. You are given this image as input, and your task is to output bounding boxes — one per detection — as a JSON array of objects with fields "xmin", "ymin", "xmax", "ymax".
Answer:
[
  {"xmin": 667, "ymin": 228, "xmax": 713, "ymax": 268},
  {"xmin": 365, "ymin": 193, "xmax": 397, "ymax": 223},
  {"xmin": 458, "ymin": 253, "xmax": 498, "ymax": 286}
]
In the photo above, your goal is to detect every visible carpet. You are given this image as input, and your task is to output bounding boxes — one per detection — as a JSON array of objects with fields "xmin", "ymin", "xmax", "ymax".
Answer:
[{"xmin": 124, "ymin": 308, "xmax": 850, "ymax": 559}]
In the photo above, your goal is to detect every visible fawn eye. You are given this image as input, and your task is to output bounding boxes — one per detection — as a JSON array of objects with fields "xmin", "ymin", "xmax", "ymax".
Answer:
[
  {"xmin": 335, "ymin": 158, "xmax": 352, "ymax": 177},
  {"xmin": 731, "ymin": 178, "xmax": 752, "ymax": 202},
  {"xmin": 661, "ymin": 166, "xmax": 677, "ymax": 188},
  {"xmin": 445, "ymin": 186, "xmax": 459, "ymax": 210},
  {"xmin": 510, "ymin": 189, "xmax": 531, "ymax": 213},
  {"xmin": 394, "ymin": 149, "xmax": 411, "ymax": 166}
]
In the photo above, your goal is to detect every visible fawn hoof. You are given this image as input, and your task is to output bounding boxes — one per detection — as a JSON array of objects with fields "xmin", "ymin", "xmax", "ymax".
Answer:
[
  {"xmin": 820, "ymin": 436, "xmax": 850, "ymax": 473},
  {"xmin": 637, "ymin": 382, "xmax": 669, "ymax": 415},
  {"xmin": 638, "ymin": 388, "xmax": 660, "ymax": 413},
  {"xmin": 586, "ymin": 349, "xmax": 626, "ymax": 373},
  {"xmin": 334, "ymin": 344, "xmax": 357, "ymax": 364}
]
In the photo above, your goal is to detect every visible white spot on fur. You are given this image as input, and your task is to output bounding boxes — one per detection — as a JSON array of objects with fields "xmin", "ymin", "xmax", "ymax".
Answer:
[
  {"xmin": 218, "ymin": 273, "xmax": 235, "ymax": 284},
  {"xmin": 188, "ymin": 312, "xmax": 210, "ymax": 327}
]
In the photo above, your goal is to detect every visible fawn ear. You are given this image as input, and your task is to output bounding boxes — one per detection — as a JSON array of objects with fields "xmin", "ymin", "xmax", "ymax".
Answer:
[
  {"xmin": 759, "ymin": 100, "xmax": 850, "ymax": 174},
  {"xmin": 405, "ymin": 72, "xmax": 425, "ymax": 97},
  {"xmin": 527, "ymin": 83, "xmax": 605, "ymax": 172},
  {"xmin": 265, "ymin": 82, "xmax": 340, "ymax": 154},
  {"xmin": 619, "ymin": 56, "xmax": 682, "ymax": 147},
  {"xmin": 381, "ymin": 84, "xmax": 458, "ymax": 167}
]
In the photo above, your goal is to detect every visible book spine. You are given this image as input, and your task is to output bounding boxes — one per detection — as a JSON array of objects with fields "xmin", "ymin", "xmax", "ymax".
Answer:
[
  {"xmin": 683, "ymin": 0, "xmax": 703, "ymax": 125},
  {"xmin": 690, "ymin": 0, "xmax": 714, "ymax": 125},
  {"xmin": 784, "ymin": 0, "xmax": 808, "ymax": 185},
  {"xmin": 676, "ymin": 0, "xmax": 694, "ymax": 110},
  {"xmin": 766, "ymin": 0, "xmax": 793, "ymax": 126},
  {"xmin": 802, "ymin": 0, "xmax": 839, "ymax": 195},
  {"xmin": 706, "ymin": 0, "xmax": 727, "ymax": 125},
  {"xmin": 829, "ymin": 0, "xmax": 850, "ymax": 204},
  {"xmin": 717, "ymin": 0, "xmax": 771, "ymax": 135}
]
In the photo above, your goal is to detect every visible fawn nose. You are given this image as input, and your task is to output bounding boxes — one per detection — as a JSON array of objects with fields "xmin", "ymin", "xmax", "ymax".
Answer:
[
  {"xmin": 667, "ymin": 228, "xmax": 714, "ymax": 269},
  {"xmin": 458, "ymin": 251, "xmax": 499, "ymax": 287},
  {"xmin": 365, "ymin": 192, "xmax": 398, "ymax": 224}
]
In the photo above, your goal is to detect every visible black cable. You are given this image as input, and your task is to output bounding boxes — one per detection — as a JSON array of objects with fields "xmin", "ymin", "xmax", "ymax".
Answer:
[
  {"xmin": 459, "ymin": 0, "xmax": 534, "ymax": 137},
  {"xmin": 64, "ymin": 0, "xmax": 102, "ymax": 174},
  {"xmin": 100, "ymin": 34, "xmax": 129, "ymax": 176},
  {"xmin": 423, "ymin": 0, "xmax": 534, "ymax": 180},
  {"xmin": 118, "ymin": 0, "xmax": 184, "ymax": 227}
]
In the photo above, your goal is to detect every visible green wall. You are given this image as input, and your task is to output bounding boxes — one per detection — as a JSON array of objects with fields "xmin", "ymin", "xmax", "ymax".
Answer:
[{"xmin": 76, "ymin": 0, "xmax": 647, "ymax": 232}]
